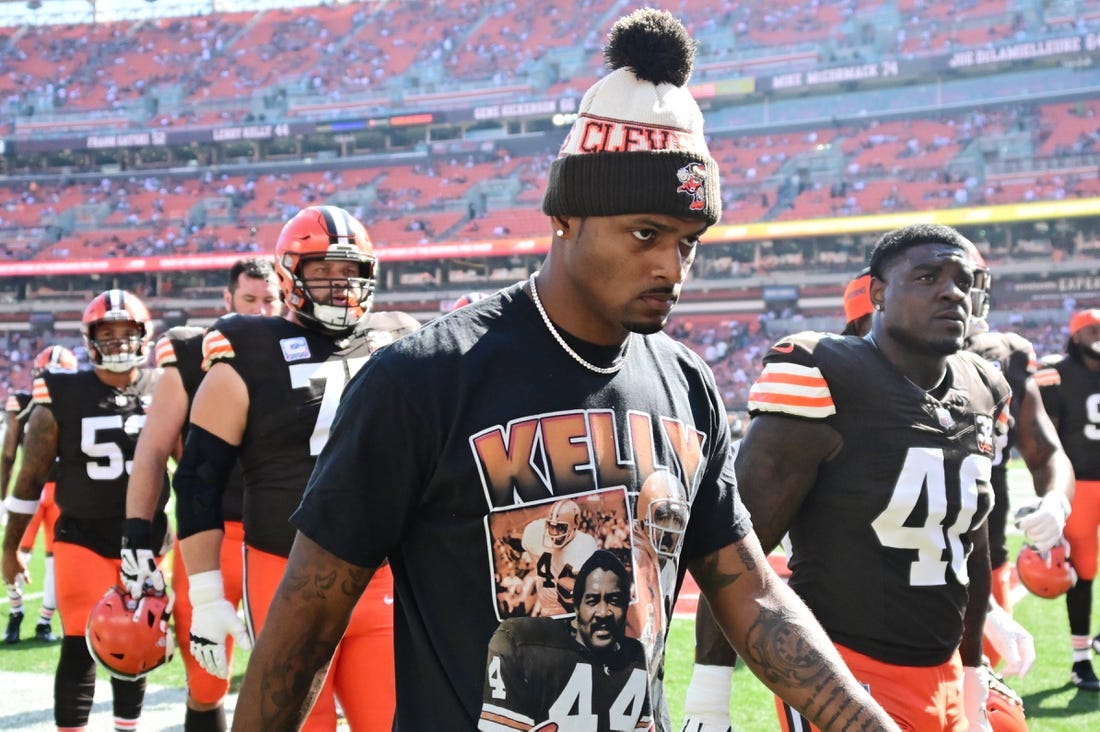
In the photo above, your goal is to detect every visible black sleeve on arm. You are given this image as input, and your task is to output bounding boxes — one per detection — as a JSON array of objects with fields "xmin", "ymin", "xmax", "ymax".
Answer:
[{"xmin": 174, "ymin": 424, "xmax": 238, "ymax": 539}]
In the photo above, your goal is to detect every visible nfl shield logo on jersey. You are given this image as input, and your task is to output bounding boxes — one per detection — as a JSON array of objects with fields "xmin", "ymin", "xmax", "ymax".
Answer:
[
  {"xmin": 974, "ymin": 414, "xmax": 994, "ymax": 455},
  {"xmin": 279, "ymin": 337, "xmax": 311, "ymax": 362}
]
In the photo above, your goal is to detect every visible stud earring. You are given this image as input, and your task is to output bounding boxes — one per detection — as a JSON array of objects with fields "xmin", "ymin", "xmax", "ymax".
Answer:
[
  {"xmin": 875, "ymin": 304, "xmax": 884, "ymax": 312},
  {"xmin": 555, "ymin": 229, "xmax": 565, "ymax": 237}
]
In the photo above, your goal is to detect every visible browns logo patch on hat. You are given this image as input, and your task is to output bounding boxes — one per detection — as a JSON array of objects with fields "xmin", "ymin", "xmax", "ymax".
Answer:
[{"xmin": 542, "ymin": 9, "xmax": 721, "ymax": 226}]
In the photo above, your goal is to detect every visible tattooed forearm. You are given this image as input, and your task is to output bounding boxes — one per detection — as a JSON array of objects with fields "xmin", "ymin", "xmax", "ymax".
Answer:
[
  {"xmin": 257, "ymin": 636, "xmax": 340, "ymax": 729},
  {"xmin": 742, "ymin": 605, "xmax": 827, "ymax": 686},
  {"xmin": 741, "ymin": 606, "xmax": 886, "ymax": 731}
]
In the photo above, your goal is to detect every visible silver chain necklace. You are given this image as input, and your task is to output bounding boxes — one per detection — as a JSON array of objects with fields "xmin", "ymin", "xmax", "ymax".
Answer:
[{"xmin": 528, "ymin": 273, "xmax": 629, "ymax": 375}]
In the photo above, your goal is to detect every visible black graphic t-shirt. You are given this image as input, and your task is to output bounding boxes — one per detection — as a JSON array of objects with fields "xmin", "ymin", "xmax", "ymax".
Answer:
[{"xmin": 293, "ymin": 282, "xmax": 749, "ymax": 730}]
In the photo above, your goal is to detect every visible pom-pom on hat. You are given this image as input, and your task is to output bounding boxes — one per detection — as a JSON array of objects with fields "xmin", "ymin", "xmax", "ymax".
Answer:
[{"xmin": 542, "ymin": 9, "xmax": 720, "ymax": 227}]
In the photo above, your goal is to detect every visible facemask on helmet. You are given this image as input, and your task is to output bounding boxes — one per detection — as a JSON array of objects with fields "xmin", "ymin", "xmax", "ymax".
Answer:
[
  {"xmin": 964, "ymin": 241, "xmax": 992, "ymax": 321},
  {"xmin": 275, "ymin": 206, "xmax": 377, "ymax": 335},
  {"xmin": 986, "ymin": 666, "xmax": 1027, "ymax": 732},
  {"xmin": 86, "ymin": 586, "xmax": 174, "ymax": 680},
  {"xmin": 81, "ymin": 290, "xmax": 151, "ymax": 373},
  {"xmin": 32, "ymin": 345, "xmax": 78, "ymax": 378},
  {"xmin": 637, "ymin": 470, "xmax": 690, "ymax": 559},
  {"xmin": 544, "ymin": 499, "xmax": 581, "ymax": 549}
]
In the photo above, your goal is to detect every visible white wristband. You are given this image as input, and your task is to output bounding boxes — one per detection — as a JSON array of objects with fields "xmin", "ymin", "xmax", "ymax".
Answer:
[
  {"xmin": 1041, "ymin": 492, "xmax": 1072, "ymax": 523},
  {"xmin": 188, "ymin": 569, "xmax": 226, "ymax": 605},
  {"xmin": 3, "ymin": 495, "xmax": 39, "ymax": 516}
]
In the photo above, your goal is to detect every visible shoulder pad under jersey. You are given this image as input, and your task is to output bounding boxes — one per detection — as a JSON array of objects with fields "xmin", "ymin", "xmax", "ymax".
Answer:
[
  {"xmin": 748, "ymin": 331, "xmax": 840, "ymax": 420},
  {"xmin": 1033, "ymin": 366, "xmax": 1062, "ymax": 388}
]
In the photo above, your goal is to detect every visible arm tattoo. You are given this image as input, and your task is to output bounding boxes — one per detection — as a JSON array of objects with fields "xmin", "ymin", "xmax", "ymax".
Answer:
[
  {"xmin": 691, "ymin": 551, "xmax": 744, "ymax": 594},
  {"xmin": 743, "ymin": 606, "xmax": 878, "ymax": 730},
  {"xmin": 278, "ymin": 565, "xmax": 370, "ymax": 603},
  {"xmin": 14, "ymin": 407, "xmax": 58, "ymax": 499},
  {"xmin": 742, "ymin": 605, "xmax": 827, "ymax": 686},
  {"xmin": 342, "ymin": 565, "xmax": 371, "ymax": 596},
  {"xmin": 258, "ymin": 636, "xmax": 341, "ymax": 728}
]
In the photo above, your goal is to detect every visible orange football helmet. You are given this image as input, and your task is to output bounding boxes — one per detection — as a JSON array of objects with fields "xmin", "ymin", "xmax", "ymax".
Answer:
[
  {"xmin": 963, "ymin": 240, "xmax": 992, "ymax": 319},
  {"xmin": 32, "ymin": 345, "xmax": 78, "ymax": 377},
  {"xmin": 86, "ymin": 586, "xmax": 174, "ymax": 680},
  {"xmin": 1016, "ymin": 541, "xmax": 1076, "ymax": 599},
  {"xmin": 987, "ymin": 667, "xmax": 1027, "ymax": 732},
  {"xmin": 274, "ymin": 205, "xmax": 377, "ymax": 334},
  {"xmin": 81, "ymin": 289, "xmax": 151, "ymax": 373}
]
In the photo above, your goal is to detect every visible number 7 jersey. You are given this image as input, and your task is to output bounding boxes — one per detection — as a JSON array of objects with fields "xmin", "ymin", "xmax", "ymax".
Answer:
[
  {"xmin": 747, "ymin": 332, "xmax": 1011, "ymax": 666},
  {"xmin": 201, "ymin": 311, "xmax": 419, "ymax": 557}
]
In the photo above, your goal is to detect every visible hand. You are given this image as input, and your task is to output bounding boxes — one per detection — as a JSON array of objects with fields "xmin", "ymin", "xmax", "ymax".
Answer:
[
  {"xmin": 120, "ymin": 547, "xmax": 164, "ymax": 600},
  {"xmin": 188, "ymin": 570, "xmax": 252, "ymax": 679},
  {"xmin": 962, "ymin": 665, "xmax": 993, "ymax": 732},
  {"xmin": 984, "ymin": 601, "xmax": 1036, "ymax": 677},
  {"xmin": 1016, "ymin": 493, "xmax": 1070, "ymax": 553},
  {"xmin": 1, "ymin": 548, "xmax": 28, "ymax": 587}
]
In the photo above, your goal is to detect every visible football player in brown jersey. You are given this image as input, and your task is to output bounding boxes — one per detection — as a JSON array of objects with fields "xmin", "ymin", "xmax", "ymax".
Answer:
[
  {"xmin": 2, "ymin": 289, "xmax": 169, "ymax": 731},
  {"xmin": 2, "ymin": 345, "xmax": 78, "ymax": 644},
  {"xmin": 172, "ymin": 206, "xmax": 418, "ymax": 731},
  {"xmin": 742, "ymin": 224, "xmax": 1010, "ymax": 730},
  {"xmin": 1036, "ymin": 308, "xmax": 1100, "ymax": 690},
  {"xmin": 122, "ymin": 256, "xmax": 281, "ymax": 731}
]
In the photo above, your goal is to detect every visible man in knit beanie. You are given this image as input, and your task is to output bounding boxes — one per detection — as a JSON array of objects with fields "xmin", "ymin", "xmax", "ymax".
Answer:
[{"xmin": 234, "ymin": 9, "xmax": 898, "ymax": 732}]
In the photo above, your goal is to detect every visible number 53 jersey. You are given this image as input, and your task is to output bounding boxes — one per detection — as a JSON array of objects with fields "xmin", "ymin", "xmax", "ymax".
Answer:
[
  {"xmin": 747, "ymin": 332, "xmax": 1011, "ymax": 666},
  {"xmin": 35, "ymin": 368, "xmax": 166, "ymax": 555},
  {"xmin": 202, "ymin": 312, "xmax": 417, "ymax": 558}
]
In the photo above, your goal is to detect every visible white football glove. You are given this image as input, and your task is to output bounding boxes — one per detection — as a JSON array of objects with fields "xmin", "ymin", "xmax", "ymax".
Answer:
[
  {"xmin": 984, "ymin": 601, "xmax": 1036, "ymax": 678},
  {"xmin": 188, "ymin": 570, "xmax": 252, "ymax": 679},
  {"xmin": 962, "ymin": 665, "xmax": 993, "ymax": 732},
  {"xmin": 1016, "ymin": 493, "xmax": 1071, "ymax": 553},
  {"xmin": 120, "ymin": 547, "xmax": 164, "ymax": 600}
]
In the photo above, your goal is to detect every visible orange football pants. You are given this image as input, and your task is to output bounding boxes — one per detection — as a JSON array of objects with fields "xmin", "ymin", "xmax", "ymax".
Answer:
[
  {"xmin": 19, "ymin": 481, "xmax": 58, "ymax": 553},
  {"xmin": 53, "ymin": 541, "xmax": 163, "ymax": 636},
  {"xmin": 243, "ymin": 544, "xmax": 396, "ymax": 732},
  {"xmin": 776, "ymin": 644, "xmax": 966, "ymax": 732},
  {"xmin": 171, "ymin": 521, "xmax": 245, "ymax": 706},
  {"xmin": 1064, "ymin": 480, "xmax": 1100, "ymax": 581}
]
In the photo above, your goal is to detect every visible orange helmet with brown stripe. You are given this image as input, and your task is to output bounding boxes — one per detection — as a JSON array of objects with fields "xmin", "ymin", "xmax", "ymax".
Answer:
[
  {"xmin": 32, "ymin": 345, "xmax": 78, "ymax": 377},
  {"xmin": 274, "ymin": 206, "xmax": 377, "ymax": 334},
  {"xmin": 81, "ymin": 289, "xmax": 151, "ymax": 373},
  {"xmin": 86, "ymin": 585, "xmax": 174, "ymax": 680}
]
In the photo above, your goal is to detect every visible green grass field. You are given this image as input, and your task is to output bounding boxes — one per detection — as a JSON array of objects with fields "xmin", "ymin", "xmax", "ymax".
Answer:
[{"xmin": 3, "ymin": 463, "xmax": 1100, "ymax": 729}]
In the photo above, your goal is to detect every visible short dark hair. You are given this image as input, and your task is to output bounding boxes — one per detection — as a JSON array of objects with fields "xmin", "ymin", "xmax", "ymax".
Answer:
[
  {"xmin": 228, "ymin": 257, "xmax": 276, "ymax": 292},
  {"xmin": 868, "ymin": 224, "xmax": 972, "ymax": 280},
  {"xmin": 574, "ymin": 549, "xmax": 630, "ymax": 600}
]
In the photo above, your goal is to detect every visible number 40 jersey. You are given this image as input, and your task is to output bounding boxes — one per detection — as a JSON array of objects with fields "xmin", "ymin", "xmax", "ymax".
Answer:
[
  {"xmin": 747, "ymin": 331, "xmax": 1011, "ymax": 666},
  {"xmin": 201, "ymin": 311, "xmax": 419, "ymax": 558}
]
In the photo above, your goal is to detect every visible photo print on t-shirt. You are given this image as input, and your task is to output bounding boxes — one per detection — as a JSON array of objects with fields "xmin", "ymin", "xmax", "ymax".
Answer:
[{"xmin": 484, "ymin": 487, "xmax": 635, "ymax": 621}]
